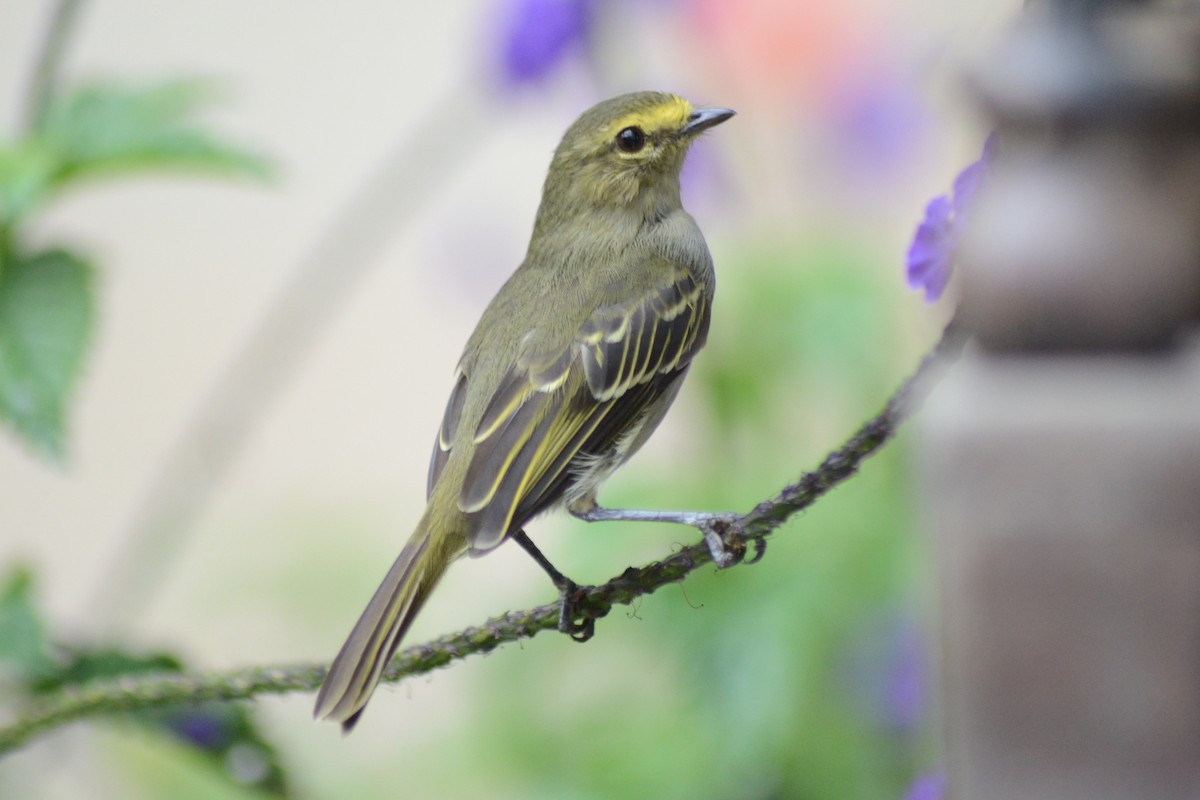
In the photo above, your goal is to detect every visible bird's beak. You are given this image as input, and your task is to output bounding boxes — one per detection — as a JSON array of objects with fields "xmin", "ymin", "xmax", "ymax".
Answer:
[{"xmin": 680, "ymin": 107, "xmax": 735, "ymax": 137}]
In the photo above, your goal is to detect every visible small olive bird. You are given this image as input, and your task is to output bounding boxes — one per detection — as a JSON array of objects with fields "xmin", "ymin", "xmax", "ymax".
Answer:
[{"xmin": 315, "ymin": 91, "xmax": 734, "ymax": 730}]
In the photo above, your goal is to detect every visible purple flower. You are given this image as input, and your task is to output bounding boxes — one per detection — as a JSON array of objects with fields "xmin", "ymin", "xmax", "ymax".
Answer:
[
  {"xmin": 846, "ymin": 614, "xmax": 928, "ymax": 734},
  {"xmin": 905, "ymin": 134, "xmax": 997, "ymax": 302},
  {"xmin": 906, "ymin": 195, "xmax": 954, "ymax": 303},
  {"xmin": 835, "ymin": 69, "xmax": 929, "ymax": 180},
  {"xmin": 170, "ymin": 712, "xmax": 229, "ymax": 751},
  {"xmin": 883, "ymin": 621, "xmax": 925, "ymax": 732},
  {"xmin": 951, "ymin": 134, "xmax": 995, "ymax": 211},
  {"xmin": 905, "ymin": 771, "xmax": 946, "ymax": 800},
  {"xmin": 497, "ymin": 0, "xmax": 592, "ymax": 85}
]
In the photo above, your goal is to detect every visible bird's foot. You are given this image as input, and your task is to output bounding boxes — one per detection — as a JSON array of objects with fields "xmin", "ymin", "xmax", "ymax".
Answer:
[
  {"xmin": 571, "ymin": 505, "xmax": 760, "ymax": 569},
  {"xmin": 696, "ymin": 513, "xmax": 761, "ymax": 569},
  {"xmin": 555, "ymin": 579, "xmax": 596, "ymax": 642},
  {"xmin": 511, "ymin": 529, "xmax": 598, "ymax": 642}
]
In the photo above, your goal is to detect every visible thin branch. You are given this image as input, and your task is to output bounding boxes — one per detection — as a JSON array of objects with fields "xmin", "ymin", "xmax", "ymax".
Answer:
[
  {"xmin": 0, "ymin": 319, "xmax": 965, "ymax": 756},
  {"xmin": 25, "ymin": 0, "xmax": 85, "ymax": 131}
]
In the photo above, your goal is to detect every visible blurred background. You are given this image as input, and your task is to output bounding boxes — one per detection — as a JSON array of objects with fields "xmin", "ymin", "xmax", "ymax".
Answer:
[{"xmin": 0, "ymin": 0, "xmax": 1012, "ymax": 797}]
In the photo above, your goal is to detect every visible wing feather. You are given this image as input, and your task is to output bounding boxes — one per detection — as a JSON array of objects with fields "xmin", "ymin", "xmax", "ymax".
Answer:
[
  {"xmin": 456, "ymin": 267, "xmax": 709, "ymax": 552},
  {"xmin": 459, "ymin": 395, "xmax": 543, "ymax": 513},
  {"xmin": 515, "ymin": 372, "xmax": 683, "ymax": 520},
  {"xmin": 426, "ymin": 370, "xmax": 467, "ymax": 498},
  {"xmin": 473, "ymin": 368, "xmax": 533, "ymax": 444}
]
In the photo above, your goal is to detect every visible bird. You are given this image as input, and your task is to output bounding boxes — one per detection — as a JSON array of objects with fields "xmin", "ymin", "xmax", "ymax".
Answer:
[{"xmin": 315, "ymin": 91, "xmax": 735, "ymax": 731}]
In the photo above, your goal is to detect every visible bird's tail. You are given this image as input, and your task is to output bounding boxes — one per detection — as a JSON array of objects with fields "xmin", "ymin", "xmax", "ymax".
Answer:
[{"xmin": 314, "ymin": 508, "xmax": 459, "ymax": 731}]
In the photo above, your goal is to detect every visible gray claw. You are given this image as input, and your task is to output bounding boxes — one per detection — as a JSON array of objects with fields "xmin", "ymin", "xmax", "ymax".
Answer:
[{"xmin": 700, "ymin": 515, "xmax": 746, "ymax": 569}]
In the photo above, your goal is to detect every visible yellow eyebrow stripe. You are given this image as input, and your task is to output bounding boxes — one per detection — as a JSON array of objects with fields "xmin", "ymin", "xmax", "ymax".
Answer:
[{"xmin": 607, "ymin": 97, "xmax": 694, "ymax": 138}]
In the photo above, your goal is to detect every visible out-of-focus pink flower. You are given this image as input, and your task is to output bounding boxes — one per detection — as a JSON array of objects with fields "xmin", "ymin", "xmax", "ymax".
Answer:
[{"xmin": 686, "ymin": 0, "xmax": 873, "ymax": 99}]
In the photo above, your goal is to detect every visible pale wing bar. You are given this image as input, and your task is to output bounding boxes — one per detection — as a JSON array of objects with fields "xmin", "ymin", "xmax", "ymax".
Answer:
[
  {"xmin": 430, "ymin": 270, "xmax": 708, "ymax": 552},
  {"xmin": 426, "ymin": 369, "xmax": 467, "ymax": 498},
  {"xmin": 579, "ymin": 272, "xmax": 704, "ymax": 401}
]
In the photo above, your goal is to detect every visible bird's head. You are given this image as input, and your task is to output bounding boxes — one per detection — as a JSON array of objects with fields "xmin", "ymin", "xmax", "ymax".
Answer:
[{"xmin": 540, "ymin": 91, "xmax": 734, "ymax": 220}]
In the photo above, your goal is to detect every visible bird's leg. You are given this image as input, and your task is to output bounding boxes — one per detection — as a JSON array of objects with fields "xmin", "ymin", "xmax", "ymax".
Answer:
[
  {"xmin": 510, "ymin": 529, "xmax": 595, "ymax": 642},
  {"xmin": 568, "ymin": 498, "xmax": 758, "ymax": 569}
]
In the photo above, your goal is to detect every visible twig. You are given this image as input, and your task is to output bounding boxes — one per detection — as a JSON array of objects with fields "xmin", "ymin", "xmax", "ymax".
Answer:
[
  {"xmin": 0, "ymin": 319, "xmax": 965, "ymax": 756},
  {"xmin": 25, "ymin": 0, "xmax": 85, "ymax": 131}
]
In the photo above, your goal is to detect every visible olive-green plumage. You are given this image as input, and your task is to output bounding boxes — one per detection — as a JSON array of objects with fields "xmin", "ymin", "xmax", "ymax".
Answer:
[{"xmin": 315, "ymin": 91, "xmax": 733, "ymax": 730}]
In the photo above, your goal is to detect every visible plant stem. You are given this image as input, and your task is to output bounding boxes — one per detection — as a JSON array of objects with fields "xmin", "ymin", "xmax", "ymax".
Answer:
[{"xmin": 25, "ymin": 0, "xmax": 85, "ymax": 132}]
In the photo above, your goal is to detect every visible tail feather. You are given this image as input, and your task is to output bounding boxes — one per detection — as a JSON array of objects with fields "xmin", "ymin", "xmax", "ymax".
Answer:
[{"xmin": 314, "ymin": 513, "xmax": 453, "ymax": 730}]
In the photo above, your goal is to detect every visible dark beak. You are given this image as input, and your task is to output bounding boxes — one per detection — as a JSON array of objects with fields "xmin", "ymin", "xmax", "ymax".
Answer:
[{"xmin": 680, "ymin": 106, "xmax": 735, "ymax": 137}]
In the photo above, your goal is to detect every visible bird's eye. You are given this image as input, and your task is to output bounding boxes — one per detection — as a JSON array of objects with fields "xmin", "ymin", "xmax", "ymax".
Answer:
[{"xmin": 616, "ymin": 126, "xmax": 647, "ymax": 153}]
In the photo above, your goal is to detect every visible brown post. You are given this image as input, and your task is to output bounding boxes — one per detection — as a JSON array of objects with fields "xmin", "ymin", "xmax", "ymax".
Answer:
[{"xmin": 919, "ymin": 4, "xmax": 1200, "ymax": 798}]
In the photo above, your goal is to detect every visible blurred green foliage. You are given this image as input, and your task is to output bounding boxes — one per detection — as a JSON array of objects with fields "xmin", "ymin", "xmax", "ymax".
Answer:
[
  {"xmin": 0, "ymin": 569, "xmax": 290, "ymax": 797},
  {"xmin": 0, "ymin": 80, "xmax": 268, "ymax": 459},
  {"xmin": 0, "ymin": 249, "xmax": 92, "ymax": 458},
  {"xmin": 537, "ymin": 239, "xmax": 927, "ymax": 799},
  {"xmin": 0, "ymin": 75, "xmax": 282, "ymax": 796},
  {"xmin": 0, "ymin": 568, "xmax": 58, "ymax": 683}
]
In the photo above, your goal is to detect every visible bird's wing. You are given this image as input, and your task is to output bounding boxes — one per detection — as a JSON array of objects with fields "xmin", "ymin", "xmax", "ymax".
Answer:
[
  {"xmin": 427, "ymin": 369, "xmax": 466, "ymax": 499},
  {"xmin": 427, "ymin": 266, "xmax": 709, "ymax": 553}
]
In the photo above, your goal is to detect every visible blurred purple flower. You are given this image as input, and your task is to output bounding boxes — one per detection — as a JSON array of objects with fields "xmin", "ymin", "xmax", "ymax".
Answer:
[
  {"xmin": 847, "ymin": 614, "xmax": 927, "ymax": 734},
  {"xmin": 883, "ymin": 620, "xmax": 925, "ymax": 732},
  {"xmin": 905, "ymin": 771, "xmax": 946, "ymax": 800},
  {"xmin": 835, "ymin": 70, "xmax": 929, "ymax": 179},
  {"xmin": 170, "ymin": 711, "xmax": 229, "ymax": 751},
  {"xmin": 497, "ymin": 0, "xmax": 593, "ymax": 84},
  {"xmin": 951, "ymin": 135, "xmax": 994, "ymax": 211},
  {"xmin": 679, "ymin": 138, "xmax": 731, "ymax": 215},
  {"xmin": 905, "ymin": 134, "xmax": 997, "ymax": 302}
]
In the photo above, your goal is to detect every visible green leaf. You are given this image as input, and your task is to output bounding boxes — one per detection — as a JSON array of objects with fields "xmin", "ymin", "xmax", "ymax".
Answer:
[
  {"xmin": 0, "ymin": 566, "xmax": 58, "ymax": 681},
  {"xmin": 36, "ymin": 80, "xmax": 272, "ymax": 190},
  {"xmin": 30, "ymin": 647, "xmax": 183, "ymax": 694},
  {"xmin": 0, "ymin": 248, "xmax": 93, "ymax": 459},
  {"xmin": 0, "ymin": 142, "xmax": 57, "ymax": 225}
]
